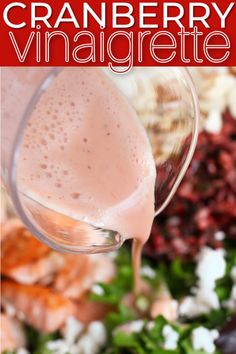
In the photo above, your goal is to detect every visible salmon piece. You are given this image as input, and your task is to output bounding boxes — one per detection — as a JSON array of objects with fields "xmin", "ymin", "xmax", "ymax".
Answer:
[
  {"xmin": 1, "ymin": 220, "xmax": 65, "ymax": 284},
  {"xmin": 53, "ymin": 254, "xmax": 89, "ymax": 295},
  {"xmin": 0, "ymin": 313, "xmax": 26, "ymax": 352},
  {"xmin": 150, "ymin": 297, "xmax": 178, "ymax": 321},
  {"xmin": 74, "ymin": 300, "xmax": 112, "ymax": 325},
  {"xmin": 53, "ymin": 254, "xmax": 116, "ymax": 300},
  {"xmin": 1, "ymin": 280, "xmax": 77, "ymax": 333},
  {"xmin": 1, "ymin": 218, "xmax": 23, "ymax": 242},
  {"xmin": 90, "ymin": 254, "xmax": 116, "ymax": 283}
]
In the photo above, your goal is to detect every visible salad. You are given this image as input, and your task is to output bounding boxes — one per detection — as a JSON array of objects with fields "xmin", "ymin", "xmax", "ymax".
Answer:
[{"xmin": 1, "ymin": 238, "xmax": 235, "ymax": 354}]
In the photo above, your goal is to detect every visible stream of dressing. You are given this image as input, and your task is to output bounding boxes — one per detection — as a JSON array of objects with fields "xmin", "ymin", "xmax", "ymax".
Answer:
[{"xmin": 17, "ymin": 68, "xmax": 156, "ymax": 293}]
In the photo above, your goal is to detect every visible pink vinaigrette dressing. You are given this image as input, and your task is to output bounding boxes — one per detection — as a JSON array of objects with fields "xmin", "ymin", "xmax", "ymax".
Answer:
[{"xmin": 17, "ymin": 68, "xmax": 156, "ymax": 292}]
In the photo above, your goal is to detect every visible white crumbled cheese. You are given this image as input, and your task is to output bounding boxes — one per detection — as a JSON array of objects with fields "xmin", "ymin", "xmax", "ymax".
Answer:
[
  {"xmin": 214, "ymin": 230, "xmax": 226, "ymax": 241},
  {"xmin": 231, "ymin": 267, "xmax": 236, "ymax": 283},
  {"xmin": 230, "ymin": 284, "xmax": 236, "ymax": 307},
  {"xmin": 189, "ymin": 68, "xmax": 236, "ymax": 133},
  {"xmin": 162, "ymin": 325, "xmax": 179, "ymax": 350},
  {"xmin": 69, "ymin": 344, "xmax": 85, "ymax": 354},
  {"xmin": 203, "ymin": 75, "xmax": 236, "ymax": 113},
  {"xmin": 227, "ymin": 267, "xmax": 236, "ymax": 309},
  {"xmin": 205, "ymin": 109, "xmax": 222, "ymax": 134},
  {"xmin": 63, "ymin": 316, "xmax": 84, "ymax": 344},
  {"xmin": 232, "ymin": 285, "xmax": 236, "ymax": 298},
  {"xmin": 196, "ymin": 247, "xmax": 226, "ymax": 290},
  {"xmin": 87, "ymin": 321, "xmax": 107, "ymax": 346},
  {"xmin": 91, "ymin": 284, "xmax": 105, "ymax": 296},
  {"xmin": 223, "ymin": 283, "xmax": 236, "ymax": 310},
  {"xmin": 179, "ymin": 296, "xmax": 208, "ymax": 317},
  {"xmin": 146, "ymin": 321, "xmax": 155, "ymax": 330},
  {"xmin": 179, "ymin": 247, "xmax": 226, "ymax": 318},
  {"xmin": 192, "ymin": 327, "xmax": 219, "ymax": 354},
  {"xmin": 76, "ymin": 334, "xmax": 100, "ymax": 354},
  {"xmin": 16, "ymin": 349, "xmax": 30, "ymax": 354},
  {"xmin": 229, "ymin": 268, "xmax": 236, "ymax": 304},
  {"xmin": 47, "ymin": 339, "xmax": 69, "ymax": 354},
  {"xmin": 180, "ymin": 287, "xmax": 220, "ymax": 317},
  {"xmin": 196, "ymin": 288, "xmax": 220, "ymax": 309},
  {"xmin": 179, "ymin": 286, "xmax": 221, "ymax": 317},
  {"xmin": 140, "ymin": 265, "xmax": 156, "ymax": 279},
  {"xmin": 115, "ymin": 320, "xmax": 145, "ymax": 334},
  {"xmin": 48, "ymin": 320, "xmax": 106, "ymax": 354}
]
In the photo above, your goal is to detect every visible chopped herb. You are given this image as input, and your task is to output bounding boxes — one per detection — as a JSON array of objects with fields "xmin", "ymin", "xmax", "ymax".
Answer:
[{"xmin": 25, "ymin": 325, "xmax": 58, "ymax": 354}]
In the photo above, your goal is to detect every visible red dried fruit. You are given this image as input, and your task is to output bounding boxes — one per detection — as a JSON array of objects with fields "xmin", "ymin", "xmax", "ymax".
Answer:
[{"xmin": 145, "ymin": 111, "xmax": 236, "ymax": 260}]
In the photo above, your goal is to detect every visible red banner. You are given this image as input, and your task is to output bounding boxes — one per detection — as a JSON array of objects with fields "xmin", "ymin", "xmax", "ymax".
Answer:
[{"xmin": 1, "ymin": 0, "xmax": 236, "ymax": 69}]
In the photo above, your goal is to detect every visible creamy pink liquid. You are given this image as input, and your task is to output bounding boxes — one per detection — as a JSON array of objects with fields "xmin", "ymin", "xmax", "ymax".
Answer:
[{"xmin": 17, "ymin": 68, "xmax": 156, "ymax": 291}]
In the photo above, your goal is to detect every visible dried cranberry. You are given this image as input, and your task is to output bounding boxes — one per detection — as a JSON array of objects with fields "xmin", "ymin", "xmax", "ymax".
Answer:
[{"xmin": 145, "ymin": 111, "xmax": 236, "ymax": 260}]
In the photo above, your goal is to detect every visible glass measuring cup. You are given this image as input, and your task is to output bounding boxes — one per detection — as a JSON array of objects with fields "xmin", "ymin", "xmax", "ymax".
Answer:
[{"xmin": 1, "ymin": 67, "xmax": 199, "ymax": 253}]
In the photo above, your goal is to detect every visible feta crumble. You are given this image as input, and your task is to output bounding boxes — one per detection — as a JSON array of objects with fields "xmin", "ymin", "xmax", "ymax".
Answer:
[
  {"xmin": 192, "ymin": 327, "xmax": 219, "ymax": 354},
  {"xmin": 91, "ymin": 284, "xmax": 105, "ymax": 296},
  {"xmin": 162, "ymin": 325, "xmax": 179, "ymax": 350},
  {"xmin": 189, "ymin": 68, "xmax": 236, "ymax": 129},
  {"xmin": 115, "ymin": 320, "xmax": 145, "ymax": 334},
  {"xmin": 140, "ymin": 265, "xmax": 156, "ymax": 279},
  {"xmin": 196, "ymin": 248, "xmax": 226, "ymax": 289},
  {"xmin": 87, "ymin": 321, "xmax": 107, "ymax": 346},
  {"xmin": 76, "ymin": 335, "xmax": 100, "ymax": 354},
  {"xmin": 63, "ymin": 316, "xmax": 84, "ymax": 344},
  {"xmin": 205, "ymin": 109, "xmax": 222, "ymax": 134},
  {"xmin": 47, "ymin": 319, "xmax": 107, "ymax": 354},
  {"xmin": 214, "ymin": 230, "xmax": 226, "ymax": 241},
  {"xmin": 16, "ymin": 349, "xmax": 30, "ymax": 354},
  {"xmin": 223, "ymin": 266, "xmax": 236, "ymax": 310},
  {"xmin": 179, "ymin": 289, "xmax": 220, "ymax": 318},
  {"xmin": 179, "ymin": 247, "xmax": 226, "ymax": 318},
  {"xmin": 146, "ymin": 321, "xmax": 155, "ymax": 330},
  {"xmin": 47, "ymin": 339, "xmax": 67, "ymax": 354}
]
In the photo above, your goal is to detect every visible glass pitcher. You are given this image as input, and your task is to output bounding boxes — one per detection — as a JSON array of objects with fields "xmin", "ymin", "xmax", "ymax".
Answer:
[{"xmin": 1, "ymin": 67, "xmax": 199, "ymax": 253}]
